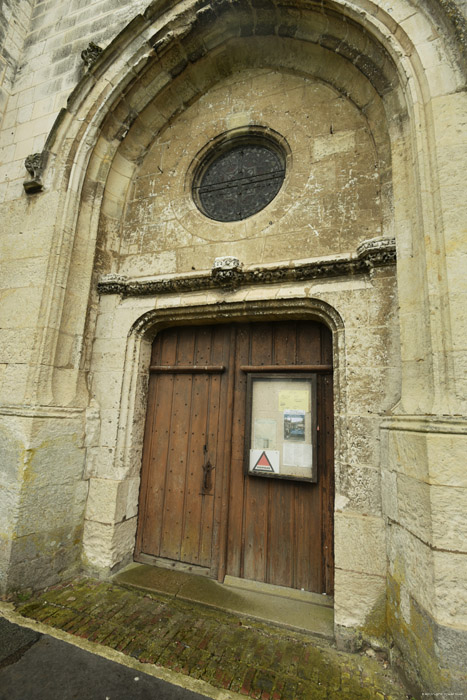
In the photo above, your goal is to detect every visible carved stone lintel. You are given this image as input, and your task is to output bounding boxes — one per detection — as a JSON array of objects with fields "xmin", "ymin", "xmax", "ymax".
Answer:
[
  {"xmin": 211, "ymin": 256, "xmax": 244, "ymax": 290},
  {"xmin": 81, "ymin": 42, "xmax": 103, "ymax": 69},
  {"xmin": 23, "ymin": 152, "xmax": 47, "ymax": 194},
  {"xmin": 97, "ymin": 238, "xmax": 397, "ymax": 297}
]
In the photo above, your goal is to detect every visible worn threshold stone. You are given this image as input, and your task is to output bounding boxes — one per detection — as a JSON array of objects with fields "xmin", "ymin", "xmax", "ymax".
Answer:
[{"xmin": 12, "ymin": 579, "xmax": 413, "ymax": 700}]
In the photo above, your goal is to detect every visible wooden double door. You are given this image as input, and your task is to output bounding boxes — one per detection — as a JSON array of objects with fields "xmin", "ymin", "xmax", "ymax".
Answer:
[{"xmin": 135, "ymin": 321, "xmax": 334, "ymax": 594}]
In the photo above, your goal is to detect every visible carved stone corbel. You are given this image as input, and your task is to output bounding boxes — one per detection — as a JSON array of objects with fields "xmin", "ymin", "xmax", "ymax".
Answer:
[
  {"xmin": 23, "ymin": 152, "xmax": 47, "ymax": 194},
  {"xmin": 356, "ymin": 237, "xmax": 397, "ymax": 267},
  {"xmin": 211, "ymin": 256, "xmax": 244, "ymax": 290},
  {"xmin": 81, "ymin": 42, "xmax": 103, "ymax": 69}
]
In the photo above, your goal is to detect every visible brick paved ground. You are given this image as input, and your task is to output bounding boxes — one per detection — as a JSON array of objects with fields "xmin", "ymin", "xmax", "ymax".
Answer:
[{"xmin": 13, "ymin": 579, "xmax": 412, "ymax": 700}]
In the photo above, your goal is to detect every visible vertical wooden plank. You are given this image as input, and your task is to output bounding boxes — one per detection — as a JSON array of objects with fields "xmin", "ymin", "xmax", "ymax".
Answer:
[
  {"xmin": 202, "ymin": 325, "xmax": 232, "ymax": 575},
  {"xmin": 158, "ymin": 326, "xmax": 195, "ymax": 559},
  {"xmin": 158, "ymin": 371, "xmax": 192, "ymax": 560},
  {"xmin": 296, "ymin": 321, "xmax": 321, "ymax": 365},
  {"xmin": 242, "ymin": 323, "xmax": 273, "ymax": 582},
  {"xmin": 179, "ymin": 326, "xmax": 212, "ymax": 565},
  {"xmin": 293, "ymin": 321, "xmax": 330, "ymax": 592},
  {"xmin": 198, "ymin": 373, "xmax": 221, "ymax": 566},
  {"xmin": 226, "ymin": 324, "xmax": 249, "ymax": 578},
  {"xmin": 197, "ymin": 325, "xmax": 223, "ymax": 567},
  {"xmin": 267, "ymin": 321, "xmax": 296, "ymax": 586},
  {"xmin": 155, "ymin": 326, "xmax": 179, "ymax": 365},
  {"xmin": 216, "ymin": 325, "xmax": 237, "ymax": 582},
  {"xmin": 193, "ymin": 325, "xmax": 212, "ymax": 365},
  {"xmin": 294, "ymin": 481, "xmax": 308, "ymax": 589},
  {"xmin": 141, "ymin": 374, "xmax": 175, "ymax": 555},
  {"xmin": 137, "ymin": 328, "xmax": 178, "ymax": 557},
  {"xmin": 266, "ymin": 479, "xmax": 294, "ymax": 587},
  {"xmin": 322, "ymin": 373, "xmax": 335, "ymax": 594},
  {"xmin": 272, "ymin": 321, "xmax": 297, "ymax": 366},
  {"xmin": 179, "ymin": 372, "xmax": 209, "ymax": 564},
  {"xmin": 294, "ymin": 478, "xmax": 321, "ymax": 591},
  {"xmin": 175, "ymin": 325, "xmax": 197, "ymax": 365},
  {"xmin": 320, "ymin": 324, "xmax": 333, "ymax": 366}
]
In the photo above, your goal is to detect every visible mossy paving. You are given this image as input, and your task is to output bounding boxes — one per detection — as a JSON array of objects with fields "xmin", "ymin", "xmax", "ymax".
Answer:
[{"xmin": 15, "ymin": 579, "xmax": 413, "ymax": 700}]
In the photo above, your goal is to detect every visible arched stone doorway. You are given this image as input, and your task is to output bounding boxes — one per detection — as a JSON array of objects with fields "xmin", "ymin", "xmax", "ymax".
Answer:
[{"xmin": 135, "ymin": 319, "xmax": 335, "ymax": 594}]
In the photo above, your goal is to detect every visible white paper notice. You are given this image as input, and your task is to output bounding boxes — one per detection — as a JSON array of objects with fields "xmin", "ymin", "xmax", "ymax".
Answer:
[
  {"xmin": 282, "ymin": 442, "xmax": 313, "ymax": 468},
  {"xmin": 253, "ymin": 418, "xmax": 277, "ymax": 449}
]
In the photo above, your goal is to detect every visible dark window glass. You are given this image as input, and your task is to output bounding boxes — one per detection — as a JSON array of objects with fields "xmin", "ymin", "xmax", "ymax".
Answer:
[{"xmin": 194, "ymin": 142, "xmax": 285, "ymax": 222}]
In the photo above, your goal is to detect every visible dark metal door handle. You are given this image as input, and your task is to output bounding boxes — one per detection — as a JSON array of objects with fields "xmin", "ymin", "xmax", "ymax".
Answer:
[{"xmin": 202, "ymin": 445, "xmax": 215, "ymax": 494}]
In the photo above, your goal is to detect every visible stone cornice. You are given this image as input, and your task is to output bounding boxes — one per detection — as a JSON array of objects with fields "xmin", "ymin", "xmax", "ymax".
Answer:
[
  {"xmin": 98, "ymin": 237, "xmax": 396, "ymax": 297},
  {"xmin": 380, "ymin": 415, "xmax": 467, "ymax": 435},
  {"xmin": 0, "ymin": 406, "xmax": 84, "ymax": 419}
]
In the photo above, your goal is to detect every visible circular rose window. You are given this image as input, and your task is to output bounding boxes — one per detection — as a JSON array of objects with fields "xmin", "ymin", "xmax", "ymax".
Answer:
[{"xmin": 193, "ymin": 136, "xmax": 286, "ymax": 222}]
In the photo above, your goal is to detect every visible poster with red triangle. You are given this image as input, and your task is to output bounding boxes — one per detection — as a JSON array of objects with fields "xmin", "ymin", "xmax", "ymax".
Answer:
[{"xmin": 249, "ymin": 449, "xmax": 280, "ymax": 474}]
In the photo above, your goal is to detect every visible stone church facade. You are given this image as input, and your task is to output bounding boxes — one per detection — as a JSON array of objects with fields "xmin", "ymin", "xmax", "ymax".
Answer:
[{"xmin": 0, "ymin": 0, "xmax": 466, "ymax": 694}]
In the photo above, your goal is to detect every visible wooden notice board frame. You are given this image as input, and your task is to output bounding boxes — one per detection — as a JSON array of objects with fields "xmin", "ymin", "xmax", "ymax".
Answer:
[{"xmin": 243, "ymin": 373, "xmax": 318, "ymax": 483}]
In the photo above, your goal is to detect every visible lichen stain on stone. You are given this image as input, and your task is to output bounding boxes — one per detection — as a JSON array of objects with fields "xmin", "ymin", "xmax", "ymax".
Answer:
[
  {"xmin": 4, "ymin": 432, "xmax": 87, "ymax": 583},
  {"xmin": 21, "ymin": 447, "xmax": 38, "ymax": 484},
  {"xmin": 362, "ymin": 590, "xmax": 387, "ymax": 640},
  {"xmin": 387, "ymin": 565, "xmax": 452, "ymax": 695}
]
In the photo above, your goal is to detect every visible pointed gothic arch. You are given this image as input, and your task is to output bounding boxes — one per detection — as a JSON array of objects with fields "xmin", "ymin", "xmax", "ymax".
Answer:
[
  {"xmin": 27, "ymin": 0, "xmax": 464, "ymax": 419},
  {"xmin": 7, "ymin": 3, "xmax": 466, "ymax": 694}
]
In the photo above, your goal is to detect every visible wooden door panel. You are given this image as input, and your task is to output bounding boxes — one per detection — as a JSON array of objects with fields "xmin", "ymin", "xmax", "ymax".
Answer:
[
  {"xmin": 226, "ymin": 320, "xmax": 334, "ymax": 594},
  {"xmin": 136, "ymin": 324, "xmax": 231, "ymax": 574},
  {"xmin": 139, "ymin": 372, "xmax": 174, "ymax": 555},
  {"xmin": 159, "ymin": 372, "xmax": 193, "ymax": 560}
]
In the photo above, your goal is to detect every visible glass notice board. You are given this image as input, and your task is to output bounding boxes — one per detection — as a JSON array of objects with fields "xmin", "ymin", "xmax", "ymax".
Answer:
[{"xmin": 244, "ymin": 374, "xmax": 317, "ymax": 482}]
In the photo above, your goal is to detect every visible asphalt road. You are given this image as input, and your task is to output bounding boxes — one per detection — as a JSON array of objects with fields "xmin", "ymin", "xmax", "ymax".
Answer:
[{"xmin": 0, "ymin": 617, "xmax": 210, "ymax": 700}]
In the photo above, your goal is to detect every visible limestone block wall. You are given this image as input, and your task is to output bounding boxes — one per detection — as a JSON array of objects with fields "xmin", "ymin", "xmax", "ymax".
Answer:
[
  {"xmin": 0, "ymin": 409, "xmax": 87, "ymax": 590},
  {"xmin": 0, "ymin": 0, "xmax": 149, "ymax": 201},
  {"xmin": 0, "ymin": 0, "xmax": 153, "ymax": 594},
  {"xmin": 117, "ymin": 68, "xmax": 384, "ymax": 277},
  {"xmin": 0, "ymin": 0, "xmax": 34, "ymax": 125},
  {"xmin": 381, "ymin": 423, "xmax": 467, "ymax": 691},
  {"xmin": 0, "ymin": 0, "xmax": 150, "ymax": 407}
]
